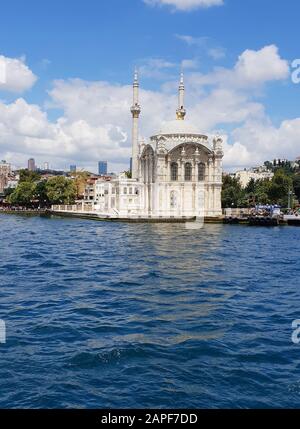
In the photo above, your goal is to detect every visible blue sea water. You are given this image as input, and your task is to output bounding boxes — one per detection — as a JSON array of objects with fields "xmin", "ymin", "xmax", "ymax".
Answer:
[{"xmin": 0, "ymin": 213, "xmax": 300, "ymax": 409}]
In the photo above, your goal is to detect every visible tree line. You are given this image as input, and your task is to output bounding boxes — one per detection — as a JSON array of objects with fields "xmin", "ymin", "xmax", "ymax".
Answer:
[
  {"xmin": 222, "ymin": 165, "xmax": 300, "ymax": 209},
  {"xmin": 5, "ymin": 170, "xmax": 88, "ymax": 208}
]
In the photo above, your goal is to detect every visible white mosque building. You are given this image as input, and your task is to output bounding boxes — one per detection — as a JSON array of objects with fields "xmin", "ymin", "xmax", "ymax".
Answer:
[{"xmin": 54, "ymin": 72, "xmax": 224, "ymax": 220}]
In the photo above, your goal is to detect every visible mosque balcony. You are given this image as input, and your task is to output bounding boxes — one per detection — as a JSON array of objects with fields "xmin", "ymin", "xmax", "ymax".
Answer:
[{"xmin": 131, "ymin": 103, "xmax": 141, "ymax": 117}]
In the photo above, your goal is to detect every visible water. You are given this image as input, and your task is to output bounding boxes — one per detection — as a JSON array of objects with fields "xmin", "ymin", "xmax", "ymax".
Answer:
[{"xmin": 0, "ymin": 213, "xmax": 300, "ymax": 409}]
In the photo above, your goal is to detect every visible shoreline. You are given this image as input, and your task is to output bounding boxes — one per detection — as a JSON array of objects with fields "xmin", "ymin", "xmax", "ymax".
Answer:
[
  {"xmin": 0, "ymin": 209, "xmax": 47, "ymax": 215},
  {"xmin": 1, "ymin": 209, "xmax": 299, "ymax": 226}
]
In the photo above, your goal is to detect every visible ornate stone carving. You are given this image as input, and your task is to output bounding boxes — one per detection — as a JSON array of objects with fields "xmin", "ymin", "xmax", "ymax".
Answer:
[
  {"xmin": 156, "ymin": 136, "xmax": 168, "ymax": 154},
  {"xmin": 150, "ymin": 134, "xmax": 210, "ymax": 149},
  {"xmin": 213, "ymin": 135, "xmax": 224, "ymax": 157}
]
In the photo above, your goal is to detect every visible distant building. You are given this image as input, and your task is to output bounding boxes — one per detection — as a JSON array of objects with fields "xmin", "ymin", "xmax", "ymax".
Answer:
[
  {"xmin": 0, "ymin": 160, "xmax": 11, "ymax": 176},
  {"xmin": 70, "ymin": 165, "xmax": 77, "ymax": 173},
  {"xmin": 107, "ymin": 173, "xmax": 117, "ymax": 179},
  {"xmin": 98, "ymin": 161, "xmax": 108, "ymax": 176},
  {"xmin": 0, "ymin": 176, "xmax": 6, "ymax": 194},
  {"xmin": 0, "ymin": 161, "xmax": 18, "ymax": 194},
  {"xmin": 5, "ymin": 177, "xmax": 18, "ymax": 191},
  {"xmin": 28, "ymin": 158, "xmax": 36, "ymax": 171},
  {"xmin": 82, "ymin": 176, "xmax": 105, "ymax": 202},
  {"xmin": 233, "ymin": 167, "xmax": 274, "ymax": 188},
  {"xmin": 43, "ymin": 162, "xmax": 49, "ymax": 171}
]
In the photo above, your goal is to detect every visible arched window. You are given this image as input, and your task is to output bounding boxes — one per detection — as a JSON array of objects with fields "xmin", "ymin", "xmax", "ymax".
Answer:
[
  {"xmin": 171, "ymin": 162, "xmax": 178, "ymax": 181},
  {"xmin": 198, "ymin": 162, "xmax": 206, "ymax": 181},
  {"xmin": 185, "ymin": 163, "xmax": 192, "ymax": 181}
]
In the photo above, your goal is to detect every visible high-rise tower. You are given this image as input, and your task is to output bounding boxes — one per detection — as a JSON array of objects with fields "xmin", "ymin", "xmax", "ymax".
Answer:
[{"xmin": 130, "ymin": 69, "xmax": 141, "ymax": 180}]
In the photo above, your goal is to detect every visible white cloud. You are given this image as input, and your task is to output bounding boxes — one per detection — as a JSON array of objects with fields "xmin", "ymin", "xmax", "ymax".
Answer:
[
  {"xmin": 139, "ymin": 58, "xmax": 176, "ymax": 79},
  {"xmin": 176, "ymin": 34, "xmax": 226, "ymax": 60},
  {"xmin": 48, "ymin": 78, "xmax": 177, "ymax": 149},
  {"xmin": 234, "ymin": 45, "xmax": 289, "ymax": 85},
  {"xmin": 144, "ymin": 0, "xmax": 224, "ymax": 11},
  {"xmin": 0, "ymin": 55, "xmax": 37, "ymax": 93},
  {"xmin": 0, "ymin": 95, "xmax": 133, "ymax": 171},
  {"xmin": 208, "ymin": 47, "xmax": 226, "ymax": 60},
  {"xmin": 186, "ymin": 45, "xmax": 289, "ymax": 90},
  {"xmin": 226, "ymin": 118, "xmax": 300, "ymax": 168},
  {"xmin": 0, "ymin": 79, "xmax": 177, "ymax": 172},
  {"xmin": 176, "ymin": 34, "xmax": 208, "ymax": 46},
  {"xmin": 186, "ymin": 87, "xmax": 265, "ymax": 131},
  {"xmin": 181, "ymin": 59, "xmax": 199, "ymax": 69}
]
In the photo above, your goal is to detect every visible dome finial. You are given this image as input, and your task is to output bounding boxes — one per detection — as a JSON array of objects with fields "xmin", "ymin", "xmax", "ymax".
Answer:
[
  {"xmin": 133, "ymin": 67, "xmax": 139, "ymax": 86},
  {"xmin": 180, "ymin": 71, "xmax": 184, "ymax": 85}
]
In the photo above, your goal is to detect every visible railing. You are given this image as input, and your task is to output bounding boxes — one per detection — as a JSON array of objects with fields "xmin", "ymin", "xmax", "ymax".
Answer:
[{"xmin": 51, "ymin": 204, "xmax": 93, "ymax": 212}]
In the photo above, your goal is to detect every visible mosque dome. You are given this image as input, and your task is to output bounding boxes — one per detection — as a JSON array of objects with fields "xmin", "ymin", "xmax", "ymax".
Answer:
[{"xmin": 158, "ymin": 119, "xmax": 200, "ymax": 136}]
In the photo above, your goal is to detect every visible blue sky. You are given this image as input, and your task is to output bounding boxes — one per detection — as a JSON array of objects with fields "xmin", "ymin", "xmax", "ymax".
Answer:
[{"xmin": 0, "ymin": 0, "xmax": 300, "ymax": 172}]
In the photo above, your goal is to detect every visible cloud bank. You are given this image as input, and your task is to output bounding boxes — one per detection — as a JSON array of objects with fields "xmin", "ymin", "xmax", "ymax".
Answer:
[{"xmin": 0, "ymin": 45, "xmax": 298, "ymax": 173}]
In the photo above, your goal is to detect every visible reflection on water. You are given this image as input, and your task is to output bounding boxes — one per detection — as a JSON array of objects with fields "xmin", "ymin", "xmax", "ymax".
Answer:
[{"xmin": 0, "ymin": 214, "xmax": 300, "ymax": 408}]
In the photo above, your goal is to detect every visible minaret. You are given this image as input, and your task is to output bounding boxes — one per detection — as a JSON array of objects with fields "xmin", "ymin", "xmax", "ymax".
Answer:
[
  {"xmin": 176, "ymin": 73, "xmax": 186, "ymax": 120},
  {"xmin": 130, "ymin": 69, "xmax": 141, "ymax": 180}
]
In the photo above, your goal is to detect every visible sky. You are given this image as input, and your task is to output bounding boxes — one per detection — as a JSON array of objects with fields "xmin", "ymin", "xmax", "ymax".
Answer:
[{"xmin": 0, "ymin": 0, "xmax": 300, "ymax": 173}]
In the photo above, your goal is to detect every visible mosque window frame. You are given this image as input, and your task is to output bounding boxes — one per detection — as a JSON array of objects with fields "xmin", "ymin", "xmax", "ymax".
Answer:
[
  {"xmin": 184, "ymin": 162, "xmax": 192, "ymax": 182},
  {"xmin": 171, "ymin": 162, "xmax": 178, "ymax": 181},
  {"xmin": 198, "ymin": 162, "xmax": 206, "ymax": 182}
]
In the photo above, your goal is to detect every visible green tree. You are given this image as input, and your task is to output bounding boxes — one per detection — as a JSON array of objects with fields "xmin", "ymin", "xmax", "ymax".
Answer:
[
  {"xmin": 245, "ymin": 178, "xmax": 256, "ymax": 195},
  {"xmin": 9, "ymin": 182, "xmax": 37, "ymax": 206},
  {"xmin": 293, "ymin": 174, "xmax": 300, "ymax": 201},
  {"xmin": 35, "ymin": 181, "xmax": 50, "ymax": 208},
  {"xmin": 19, "ymin": 169, "xmax": 41, "ymax": 183},
  {"xmin": 72, "ymin": 171, "xmax": 90, "ymax": 198},
  {"xmin": 222, "ymin": 175, "xmax": 243, "ymax": 208},
  {"xmin": 268, "ymin": 169, "xmax": 293, "ymax": 206},
  {"xmin": 254, "ymin": 179, "xmax": 272, "ymax": 205},
  {"xmin": 264, "ymin": 161, "xmax": 273, "ymax": 171},
  {"xmin": 4, "ymin": 187, "xmax": 14, "ymax": 198},
  {"xmin": 46, "ymin": 176, "xmax": 77, "ymax": 205}
]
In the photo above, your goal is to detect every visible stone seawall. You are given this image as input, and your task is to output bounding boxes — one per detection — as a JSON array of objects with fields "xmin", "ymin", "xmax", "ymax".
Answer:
[{"xmin": 48, "ymin": 209, "xmax": 224, "ymax": 224}]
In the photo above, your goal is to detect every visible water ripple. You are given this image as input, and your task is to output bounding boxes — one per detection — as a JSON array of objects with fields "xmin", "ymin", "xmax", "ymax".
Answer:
[{"xmin": 0, "ymin": 214, "xmax": 300, "ymax": 408}]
